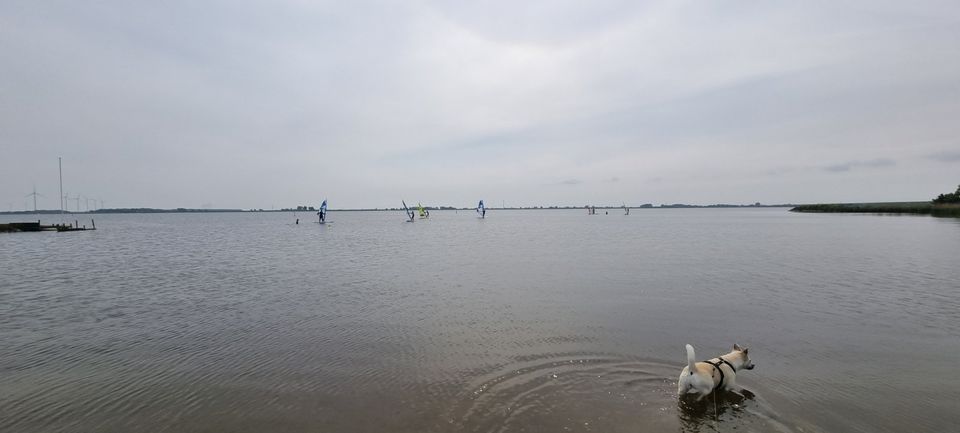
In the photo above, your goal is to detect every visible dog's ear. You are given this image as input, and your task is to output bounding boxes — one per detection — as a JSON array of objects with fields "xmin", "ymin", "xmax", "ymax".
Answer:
[{"xmin": 733, "ymin": 343, "xmax": 743, "ymax": 351}]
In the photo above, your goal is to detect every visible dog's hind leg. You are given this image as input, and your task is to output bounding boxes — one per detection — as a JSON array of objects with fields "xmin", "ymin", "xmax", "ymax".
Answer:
[{"xmin": 688, "ymin": 379, "xmax": 712, "ymax": 402}]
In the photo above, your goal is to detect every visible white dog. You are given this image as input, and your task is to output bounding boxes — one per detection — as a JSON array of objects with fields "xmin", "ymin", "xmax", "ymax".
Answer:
[{"xmin": 677, "ymin": 344, "xmax": 754, "ymax": 400}]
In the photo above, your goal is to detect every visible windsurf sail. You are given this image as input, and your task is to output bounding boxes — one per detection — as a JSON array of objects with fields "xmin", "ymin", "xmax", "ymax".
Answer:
[
  {"xmin": 403, "ymin": 200, "xmax": 415, "ymax": 221},
  {"xmin": 418, "ymin": 202, "xmax": 427, "ymax": 218},
  {"xmin": 318, "ymin": 199, "xmax": 327, "ymax": 222},
  {"xmin": 477, "ymin": 200, "xmax": 485, "ymax": 218},
  {"xmin": 623, "ymin": 203, "xmax": 629, "ymax": 215}
]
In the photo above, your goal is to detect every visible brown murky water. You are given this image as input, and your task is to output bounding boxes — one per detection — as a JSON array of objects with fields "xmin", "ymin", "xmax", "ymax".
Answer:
[{"xmin": 2, "ymin": 209, "xmax": 958, "ymax": 432}]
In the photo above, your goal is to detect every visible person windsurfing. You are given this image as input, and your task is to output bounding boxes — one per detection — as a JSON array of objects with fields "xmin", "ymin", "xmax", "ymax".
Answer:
[{"xmin": 318, "ymin": 199, "xmax": 327, "ymax": 223}]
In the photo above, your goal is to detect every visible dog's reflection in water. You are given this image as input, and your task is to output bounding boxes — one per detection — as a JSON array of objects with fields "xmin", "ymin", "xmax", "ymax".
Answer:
[{"xmin": 677, "ymin": 388, "xmax": 756, "ymax": 432}]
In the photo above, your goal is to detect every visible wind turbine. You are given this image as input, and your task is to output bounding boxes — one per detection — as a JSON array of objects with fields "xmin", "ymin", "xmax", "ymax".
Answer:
[{"xmin": 25, "ymin": 186, "xmax": 43, "ymax": 214}]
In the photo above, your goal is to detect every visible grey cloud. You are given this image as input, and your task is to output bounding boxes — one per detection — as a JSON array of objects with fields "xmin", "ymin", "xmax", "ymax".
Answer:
[
  {"xmin": 2, "ymin": 1, "xmax": 959, "ymax": 208},
  {"xmin": 823, "ymin": 159, "xmax": 896, "ymax": 173},
  {"xmin": 765, "ymin": 166, "xmax": 800, "ymax": 176},
  {"xmin": 927, "ymin": 150, "xmax": 960, "ymax": 162}
]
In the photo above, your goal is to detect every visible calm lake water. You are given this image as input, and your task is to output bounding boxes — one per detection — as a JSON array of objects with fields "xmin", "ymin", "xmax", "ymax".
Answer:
[{"xmin": 2, "ymin": 209, "xmax": 958, "ymax": 433}]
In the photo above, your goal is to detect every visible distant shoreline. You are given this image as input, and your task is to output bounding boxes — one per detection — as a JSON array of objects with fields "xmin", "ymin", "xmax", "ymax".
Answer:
[
  {"xmin": 790, "ymin": 202, "xmax": 960, "ymax": 217},
  {"xmin": 8, "ymin": 203, "xmax": 957, "ymax": 217},
  {"xmin": 0, "ymin": 204, "xmax": 797, "ymax": 215}
]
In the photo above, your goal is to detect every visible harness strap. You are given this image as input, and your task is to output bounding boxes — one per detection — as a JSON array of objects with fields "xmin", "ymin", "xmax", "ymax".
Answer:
[{"xmin": 704, "ymin": 358, "xmax": 736, "ymax": 389}]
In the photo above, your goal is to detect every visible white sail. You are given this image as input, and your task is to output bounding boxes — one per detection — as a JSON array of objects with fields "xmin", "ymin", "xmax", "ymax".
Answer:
[{"xmin": 317, "ymin": 199, "xmax": 327, "ymax": 222}]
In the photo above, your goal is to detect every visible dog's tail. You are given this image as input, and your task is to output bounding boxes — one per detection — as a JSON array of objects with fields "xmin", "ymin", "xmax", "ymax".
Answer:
[{"xmin": 685, "ymin": 344, "xmax": 698, "ymax": 374}]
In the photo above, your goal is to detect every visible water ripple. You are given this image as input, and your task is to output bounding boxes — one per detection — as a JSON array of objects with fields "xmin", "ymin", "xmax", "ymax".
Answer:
[{"xmin": 1, "ymin": 210, "xmax": 958, "ymax": 432}]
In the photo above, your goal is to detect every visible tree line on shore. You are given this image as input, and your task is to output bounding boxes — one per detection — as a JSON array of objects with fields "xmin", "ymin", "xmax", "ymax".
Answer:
[{"xmin": 932, "ymin": 185, "xmax": 960, "ymax": 204}]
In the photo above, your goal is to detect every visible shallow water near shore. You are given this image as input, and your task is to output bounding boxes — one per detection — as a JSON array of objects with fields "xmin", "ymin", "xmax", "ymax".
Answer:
[{"xmin": 2, "ymin": 209, "xmax": 958, "ymax": 433}]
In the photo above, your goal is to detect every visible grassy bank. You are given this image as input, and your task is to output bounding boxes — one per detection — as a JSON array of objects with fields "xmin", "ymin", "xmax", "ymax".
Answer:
[{"xmin": 791, "ymin": 202, "xmax": 960, "ymax": 217}]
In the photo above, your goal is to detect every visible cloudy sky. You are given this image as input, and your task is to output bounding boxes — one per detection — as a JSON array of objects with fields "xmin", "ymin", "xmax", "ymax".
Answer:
[{"xmin": 2, "ymin": 0, "xmax": 958, "ymax": 210}]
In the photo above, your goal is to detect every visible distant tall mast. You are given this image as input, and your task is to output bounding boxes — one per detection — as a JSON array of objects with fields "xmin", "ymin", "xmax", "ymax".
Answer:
[{"xmin": 58, "ymin": 157, "xmax": 64, "ymax": 219}]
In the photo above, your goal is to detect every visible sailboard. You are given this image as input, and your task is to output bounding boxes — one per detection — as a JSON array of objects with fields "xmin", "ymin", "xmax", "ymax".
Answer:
[
  {"xmin": 477, "ymin": 200, "xmax": 486, "ymax": 218},
  {"xmin": 317, "ymin": 199, "xmax": 331, "ymax": 224},
  {"xmin": 418, "ymin": 202, "xmax": 429, "ymax": 219},
  {"xmin": 403, "ymin": 200, "xmax": 415, "ymax": 222}
]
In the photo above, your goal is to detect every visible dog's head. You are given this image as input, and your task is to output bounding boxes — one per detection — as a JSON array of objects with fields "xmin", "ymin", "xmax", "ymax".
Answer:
[{"xmin": 733, "ymin": 344, "xmax": 755, "ymax": 370}]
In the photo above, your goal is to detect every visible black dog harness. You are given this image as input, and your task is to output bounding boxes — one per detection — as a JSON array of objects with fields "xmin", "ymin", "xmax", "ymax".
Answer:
[{"xmin": 704, "ymin": 358, "xmax": 736, "ymax": 388}]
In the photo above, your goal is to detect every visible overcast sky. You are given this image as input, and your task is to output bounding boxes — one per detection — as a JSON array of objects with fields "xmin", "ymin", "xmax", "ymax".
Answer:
[{"xmin": 2, "ymin": 1, "xmax": 958, "ymax": 210}]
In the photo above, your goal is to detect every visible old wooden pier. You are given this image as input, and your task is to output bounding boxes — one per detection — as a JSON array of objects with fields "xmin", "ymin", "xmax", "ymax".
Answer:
[{"xmin": 0, "ymin": 220, "xmax": 96, "ymax": 233}]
